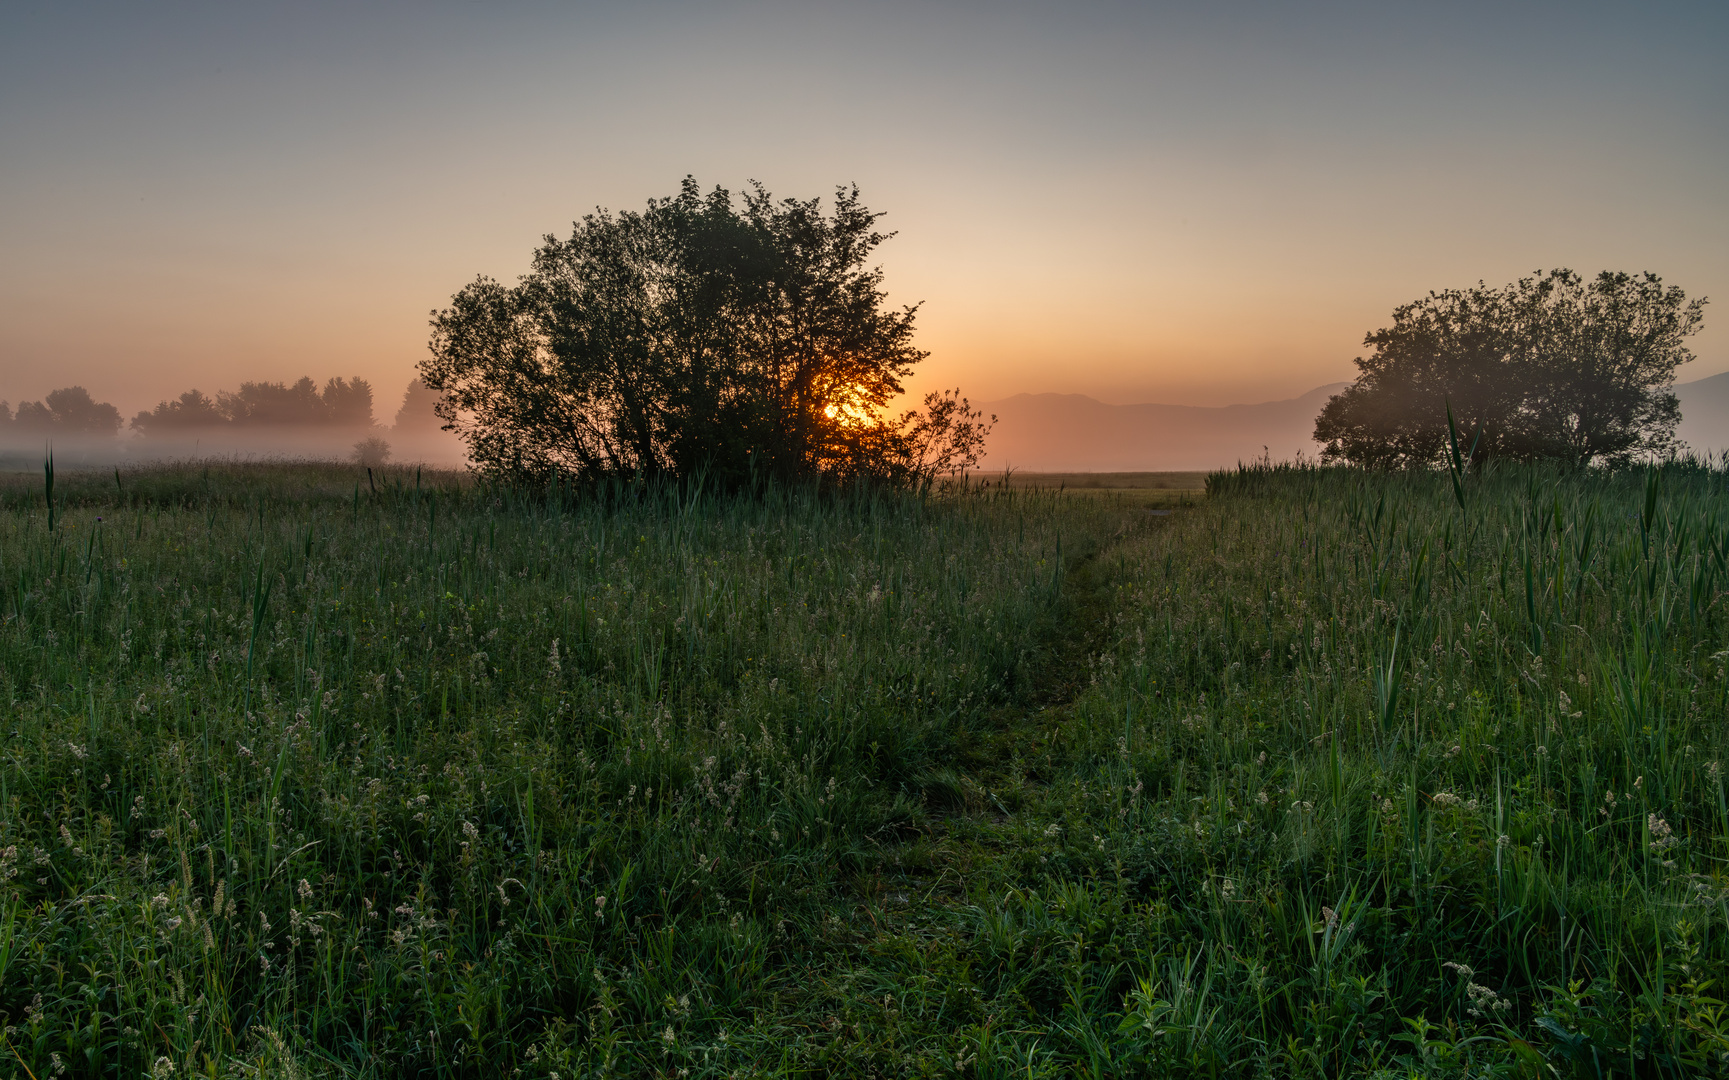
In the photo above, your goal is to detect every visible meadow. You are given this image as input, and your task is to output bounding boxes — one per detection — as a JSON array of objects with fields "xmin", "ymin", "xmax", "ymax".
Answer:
[{"xmin": 0, "ymin": 459, "xmax": 1725, "ymax": 1077}]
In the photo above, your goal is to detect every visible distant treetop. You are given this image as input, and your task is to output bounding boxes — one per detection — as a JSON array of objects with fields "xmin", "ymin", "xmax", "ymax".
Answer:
[
  {"xmin": 0, "ymin": 386, "xmax": 122, "ymax": 437},
  {"xmin": 131, "ymin": 376, "xmax": 378, "ymax": 436},
  {"xmin": 392, "ymin": 377, "xmax": 447, "ymax": 434}
]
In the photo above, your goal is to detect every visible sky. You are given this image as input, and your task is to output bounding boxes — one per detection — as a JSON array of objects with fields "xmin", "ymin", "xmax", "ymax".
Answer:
[{"xmin": 2, "ymin": 0, "xmax": 1725, "ymax": 422}]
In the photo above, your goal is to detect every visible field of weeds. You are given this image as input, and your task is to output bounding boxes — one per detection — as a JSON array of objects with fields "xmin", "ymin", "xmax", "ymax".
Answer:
[{"xmin": 0, "ymin": 459, "xmax": 1726, "ymax": 1077}]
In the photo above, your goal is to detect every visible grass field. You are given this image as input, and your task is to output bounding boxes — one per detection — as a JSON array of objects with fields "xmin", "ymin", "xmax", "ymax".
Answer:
[
  {"xmin": 965, "ymin": 471, "xmax": 1208, "ymax": 506},
  {"xmin": 1, "ymin": 459, "xmax": 1726, "ymax": 1077}
]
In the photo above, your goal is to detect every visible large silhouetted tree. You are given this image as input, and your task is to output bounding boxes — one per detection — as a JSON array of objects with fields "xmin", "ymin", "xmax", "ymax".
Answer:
[
  {"xmin": 1315, "ymin": 270, "xmax": 1706, "ymax": 468},
  {"xmin": 421, "ymin": 178, "xmax": 990, "ymax": 487}
]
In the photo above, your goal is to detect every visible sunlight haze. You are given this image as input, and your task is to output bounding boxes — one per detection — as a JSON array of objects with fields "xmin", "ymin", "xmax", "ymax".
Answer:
[{"xmin": 2, "ymin": 0, "xmax": 1723, "ymax": 423}]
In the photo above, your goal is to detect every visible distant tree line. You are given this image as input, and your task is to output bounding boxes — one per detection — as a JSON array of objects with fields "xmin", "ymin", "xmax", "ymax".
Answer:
[
  {"xmin": 0, "ymin": 378, "xmax": 388, "ymax": 440},
  {"xmin": 0, "ymin": 387, "xmax": 123, "ymax": 436},
  {"xmin": 0, "ymin": 378, "xmax": 459, "ymax": 472},
  {"xmin": 1316, "ymin": 269, "xmax": 1707, "ymax": 468},
  {"xmin": 130, "ymin": 376, "xmax": 378, "ymax": 435}
]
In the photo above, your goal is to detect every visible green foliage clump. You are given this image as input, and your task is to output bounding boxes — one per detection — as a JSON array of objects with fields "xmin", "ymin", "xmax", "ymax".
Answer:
[
  {"xmin": 1315, "ymin": 269, "xmax": 1706, "ymax": 468},
  {"xmin": 422, "ymin": 179, "xmax": 993, "ymax": 489}
]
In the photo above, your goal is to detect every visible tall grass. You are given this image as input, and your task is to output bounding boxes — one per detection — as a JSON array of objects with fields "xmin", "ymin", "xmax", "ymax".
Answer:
[
  {"xmin": 0, "ymin": 461, "xmax": 1102, "ymax": 1077},
  {"xmin": 1009, "ymin": 459, "xmax": 1729, "ymax": 1076},
  {"xmin": 4, "ymin": 457, "xmax": 1728, "ymax": 1077}
]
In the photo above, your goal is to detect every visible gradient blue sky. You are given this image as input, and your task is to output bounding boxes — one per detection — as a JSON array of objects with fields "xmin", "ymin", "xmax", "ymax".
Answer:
[{"xmin": 2, "ymin": 0, "xmax": 1724, "ymax": 419}]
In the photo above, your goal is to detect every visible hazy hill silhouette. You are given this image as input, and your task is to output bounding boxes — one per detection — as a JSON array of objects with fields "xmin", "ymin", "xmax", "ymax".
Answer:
[
  {"xmin": 1676, "ymin": 373, "xmax": 1729, "ymax": 458},
  {"xmin": 976, "ymin": 384, "xmax": 1346, "ymax": 471}
]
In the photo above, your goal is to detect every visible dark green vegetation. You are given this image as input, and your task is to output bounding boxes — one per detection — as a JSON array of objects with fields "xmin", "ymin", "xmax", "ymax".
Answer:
[
  {"xmin": 1315, "ymin": 269, "xmax": 1705, "ymax": 468},
  {"xmin": 423, "ymin": 179, "xmax": 991, "ymax": 488},
  {"xmin": 2, "ymin": 459, "xmax": 1728, "ymax": 1077}
]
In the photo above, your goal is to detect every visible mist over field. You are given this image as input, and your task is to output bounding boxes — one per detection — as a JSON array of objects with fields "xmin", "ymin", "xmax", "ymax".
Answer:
[
  {"xmin": 0, "ymin": 430, "xmax": 466, "ymax": 472},
  {"xmin": 976, "ymin": 385, "xmax": 1343, "ymax": 472},
  {"xmin": 11, "ymin": 372, "xmax": 1729, "ymax": 475},
  {"xmin": 2, "ymin": 0, "xmax": 1726, "ymax": 1072},
  {"xmin": 0, "ymin": 376, "xmax": 465, "ymax": 471}
]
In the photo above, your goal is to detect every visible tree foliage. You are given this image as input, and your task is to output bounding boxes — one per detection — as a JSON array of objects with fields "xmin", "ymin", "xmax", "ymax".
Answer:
[
  {"xmin": 421, "ymin": 178, "xmax": 991, "ymax": 487},
  {"xmin": 0, "ymin": 387, "xmax": 122, "ymax": 436},
  {"xmin": 130, "ymin": 377, "xmax": 376, "ymax": 435},
  {"xmin": 1315, "ymin": 270, "xmax": 1706, "ymax": 468},
  {"xmin": 391, "ymin": 378, "xmax": 446, "ymax": 434}
]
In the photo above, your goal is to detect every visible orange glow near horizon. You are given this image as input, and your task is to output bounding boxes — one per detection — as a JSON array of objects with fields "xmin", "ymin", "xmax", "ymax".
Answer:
[{"xmin": 0, "ymin": 4, "xmax": 1722, "ymax": 427}]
